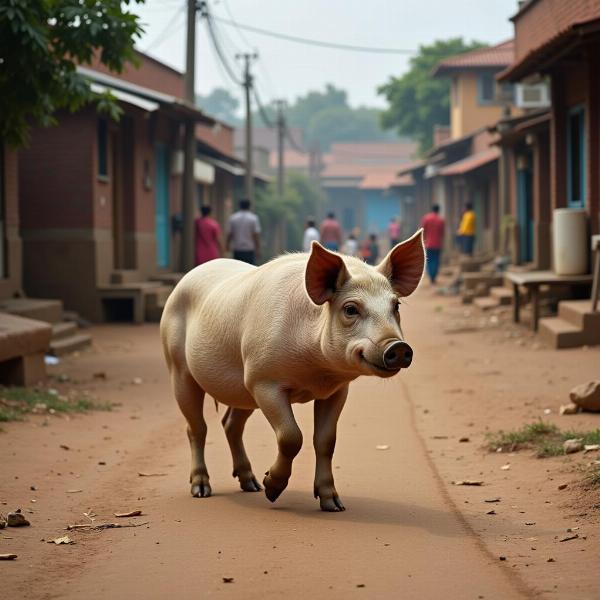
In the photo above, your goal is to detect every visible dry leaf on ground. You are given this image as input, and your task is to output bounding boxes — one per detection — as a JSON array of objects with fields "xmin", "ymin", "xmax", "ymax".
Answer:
[
  {"xmin": 138, "ymin": 472, "xmax": 167, "ymax": 477},
  {"xmin": 453, "ymin": 480, "xmax": 484, "ymax": 486},
  {"xmin": 375, "ymin": 445, "xmax": 390, "ymax": 451},
  {"xmin": 48, "ymin": 536, "xmax": 73, "ymax": 545}
]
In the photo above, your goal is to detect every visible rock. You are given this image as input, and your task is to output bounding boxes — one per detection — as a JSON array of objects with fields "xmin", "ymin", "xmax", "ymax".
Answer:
[
  {"xmin": 0, "ymin": 517, "xmax": 6, "ymax": 529},
  {"xmin": 7, "ymin": 510, "xmax": 30, "ymax": 527},
  {"xmin": 559, "ymin": 403, "xmax": 579, "ymax": 415},
  {"xmin": 563, "ymin": 439, "xmax": 583, "ymax": 454},
  {"xmin": 569, "ymin": 380, "xmax": 600, "ymax": 412},
  {"xmin": 0, "ymin": 554, "xmax": 17, "ymax": 560},
  {"xmin": 558, "ymin": 483, "xmax": 568, "ymax": 490}
]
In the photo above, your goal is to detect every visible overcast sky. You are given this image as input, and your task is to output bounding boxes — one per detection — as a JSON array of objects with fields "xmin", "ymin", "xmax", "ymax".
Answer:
[{"xmin": 134, "ymin": 0, "xmax": 518, "ymax": 110}]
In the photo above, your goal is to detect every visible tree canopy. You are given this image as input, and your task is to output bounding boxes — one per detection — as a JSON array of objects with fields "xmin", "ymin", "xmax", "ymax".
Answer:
[
  {"xmin": 197, "ymin": 87, "xmax": 241, "ymax": 126},
  {"xmin": 0, "ymin": 0, "xmax": 145, "ymax": 147},
  {"xmin": 378, "ymin": 38, "xmax": 486, "ymax": 153}
]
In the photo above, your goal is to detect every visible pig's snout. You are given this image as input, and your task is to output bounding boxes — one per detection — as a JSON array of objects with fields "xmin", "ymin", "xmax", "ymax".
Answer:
[{"xmin": 383, "ymin": 341, "xmax": 413, "ymax": 370}]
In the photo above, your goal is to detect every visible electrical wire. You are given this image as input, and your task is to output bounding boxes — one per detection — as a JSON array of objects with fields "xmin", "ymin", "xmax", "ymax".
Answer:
[
  {"xmin": 252, "ymin": 86, "xmax": 275, "ymax": 128},
  {"xmin": 284, "ymin": 122, "xmax": 306, "ymax": 153},
  {"xmin": 143, "ymin": 4, "xmax": 186, "ymax": 51},
  {"xmin": 203, "ymin": 12, "xmax": 243, "ymax": 85},
  {"xmin": 212, "ymin": 15, "xmax": 416, "ymax": 54}
]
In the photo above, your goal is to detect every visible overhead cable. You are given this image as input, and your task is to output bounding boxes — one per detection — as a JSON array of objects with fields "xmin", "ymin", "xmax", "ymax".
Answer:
[{"xmin": 212, "ymin": 15, "xmax": 416, "ymax": 54}]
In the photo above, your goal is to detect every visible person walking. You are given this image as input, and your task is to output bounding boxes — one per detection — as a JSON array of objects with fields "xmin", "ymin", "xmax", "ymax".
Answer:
[
  {"xmin": 343, "ymin": 233, "xmax": 359, "ymax": 257},
  {"xmin": 194, "ymin": 205, "xmax": 223, "ymax": 266},
  {"xmin": 319, "ymin": 212, "xmax": 343, "ymax": 251},
  {"xmin": 361, "ymin": 233, "xmax": 379, "ymax": 265},
  {"xmin": 388, "ymin": 216, "xmax": 401, "ymax": 248},
  {"xmin": 457, "ymin": 202, "xmax": 476, "ymax": 256},
  {"xmin": 227, "ymin": 198, "xmax": 261, "ymax": 265},
  {"xmin": 303, "ymin": 218, "xmax": 320, "ymax": 252},
  {"xmin": 420, "ymin": 204, "xmax": 445, "ymax": 284}
]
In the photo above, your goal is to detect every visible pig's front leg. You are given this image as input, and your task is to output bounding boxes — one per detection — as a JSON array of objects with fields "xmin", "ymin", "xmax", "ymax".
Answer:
[
  {"xmin": 253, "ymin": 382, "xmax": 303, "ymax": 503},
  {"xmin": 313, "ymin": 386, "xmax": 348, "ymax": 512}
]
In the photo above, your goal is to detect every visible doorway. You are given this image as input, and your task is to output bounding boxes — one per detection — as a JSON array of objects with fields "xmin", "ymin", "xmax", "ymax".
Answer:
[
  {"xmin": 517, "ymin": 154, "xmax": 534, "ymax": 263},
  {"xmin": 155, "ymin": 144, "xmax": 170, "ymax": 269}
]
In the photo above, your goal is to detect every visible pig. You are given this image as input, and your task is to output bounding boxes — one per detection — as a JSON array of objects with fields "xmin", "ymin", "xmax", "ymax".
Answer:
[{"xmin": 160, "ymin": 229, "xmax": 425, "ymax": 511}]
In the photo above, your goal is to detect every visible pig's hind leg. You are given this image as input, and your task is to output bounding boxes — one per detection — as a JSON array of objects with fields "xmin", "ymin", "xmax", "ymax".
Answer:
[
  {"xmin": 221, "ymin": 407, "xmax": 262, "ymax": 492},
  {"xmin": 173, "ymin": 368, "xmax": 212, "ymax": 498}
]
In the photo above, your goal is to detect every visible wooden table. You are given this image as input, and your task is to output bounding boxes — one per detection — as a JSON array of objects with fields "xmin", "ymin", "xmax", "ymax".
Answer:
[{"xmin": 505, "ymin": 270, "xmax": 593, "ymax": 331}]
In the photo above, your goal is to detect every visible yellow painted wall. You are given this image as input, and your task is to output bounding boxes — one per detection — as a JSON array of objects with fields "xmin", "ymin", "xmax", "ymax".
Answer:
[{"xmin": 450, "ymin": 73, "xmax": 510, "ymax": 140}]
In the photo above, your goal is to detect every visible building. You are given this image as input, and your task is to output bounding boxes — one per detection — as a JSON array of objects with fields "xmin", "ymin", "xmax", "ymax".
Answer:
[
  {"xmin": 401, "ymin": 40, "xmax": 517, "ymax": 257},
  {"xmin": 16, "ymin": 51, "xmax": 245, "ymax": 323},
  {"xmin": 319, "ymin": 141, "xmax": 417, "ymax": 237}
]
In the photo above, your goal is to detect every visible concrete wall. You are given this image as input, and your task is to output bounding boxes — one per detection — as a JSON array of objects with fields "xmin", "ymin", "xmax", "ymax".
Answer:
[{"xmin": 451, "ymin": 73, "xmax": 509, "ymax": 139}]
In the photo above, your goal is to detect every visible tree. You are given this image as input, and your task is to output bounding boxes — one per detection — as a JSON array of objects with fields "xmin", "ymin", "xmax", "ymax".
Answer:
[
  {"xmin": 0, "ymin": 0, "xmax": 145, "ymax": 147},
  {"xmin": 256, "ymin": 172, "xmax": 326, "ymax": 257},
  {"xmin": 378, "ymin": 38, "xmax": 486, "ymax": 154},
  {"xmin": 251, "ymin": 83, "xmax": 396, "ymax": 151},
  {"xmin": 197, "ymin": 87, "xmax": 241, "ymax": 126}
]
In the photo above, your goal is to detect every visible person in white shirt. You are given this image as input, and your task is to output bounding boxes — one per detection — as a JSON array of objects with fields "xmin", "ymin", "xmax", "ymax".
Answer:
[
  {"xmin": 343, "ymin": 233, "xmax": 359, "ymax": 257},
  {"xmin": 227, "ymin": 199, "xmax": 261, "ymax": 265},
  {"xmin": 303, "ymin": 218, "xmax": 320, "ymax": 252}
]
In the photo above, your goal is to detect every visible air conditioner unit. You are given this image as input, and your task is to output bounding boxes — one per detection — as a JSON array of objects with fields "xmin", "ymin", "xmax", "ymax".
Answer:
[{"xmin": 515, "ymin": 83, "xmax": 551, "ymax": 108}]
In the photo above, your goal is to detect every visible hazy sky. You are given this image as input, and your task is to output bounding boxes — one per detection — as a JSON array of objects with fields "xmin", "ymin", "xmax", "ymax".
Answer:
[{"xmin": 134, "ymin": 0, "xmax": 518, "ymax": 110}]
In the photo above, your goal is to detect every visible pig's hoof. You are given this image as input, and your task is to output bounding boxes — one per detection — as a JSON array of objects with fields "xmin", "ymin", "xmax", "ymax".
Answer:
[
  {"xmin": 263, "ymin": 472, "xmax": 287, "ymax": 503},
  {"xmin": 190, "ymin": 482, "xmax": 212, "ymax": 498},
  {"xmin": 240, "ymin": 476, "xmax": 262, "ymax": 492},
  {"xmin": 319, "ymin": 495, "xmax": 346, "ymax": 512}
]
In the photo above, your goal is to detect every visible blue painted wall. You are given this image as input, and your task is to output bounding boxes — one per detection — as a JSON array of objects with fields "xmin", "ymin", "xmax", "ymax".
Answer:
[{"xmin": 364, "ymin": 190, "xmax": 401, "ymax": 235}]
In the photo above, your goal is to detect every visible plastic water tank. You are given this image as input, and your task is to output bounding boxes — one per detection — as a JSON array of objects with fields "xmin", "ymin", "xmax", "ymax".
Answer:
[{"xmin": 552, "ymin": 208, "xmax": 588, "ymax": 275}]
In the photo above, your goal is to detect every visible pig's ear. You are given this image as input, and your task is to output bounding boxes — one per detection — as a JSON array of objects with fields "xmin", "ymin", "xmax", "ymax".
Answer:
[
  {"xmin": 377, "ymin": 229, "xmax": 425, "ymax": 297},
  {"xmin": 305, "ymin": 241, "xmax": 350, "ymax": 305}
]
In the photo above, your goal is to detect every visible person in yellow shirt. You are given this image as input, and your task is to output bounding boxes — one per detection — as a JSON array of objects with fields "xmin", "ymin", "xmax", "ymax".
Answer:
[{"xmin": 457, "ymin": 202, "xmax": 476, "ymax": 256}]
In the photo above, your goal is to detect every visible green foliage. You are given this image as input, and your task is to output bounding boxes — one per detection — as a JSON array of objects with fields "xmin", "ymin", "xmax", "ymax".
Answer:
[
  {"xmin": 0, "ymin": 386, "xmax": 112, "ymax": 421},
  {"xmin": 378, "ymin": 38, "xmax": 486, "ymax": 153},
  {"xmin": 256, "ymin": 172, "xmax": 326, "ymax": 258},
  {"xmin": 487, "ymin": 422, "xmax": 600, "ymax": 458},
  {"xmin": 253, "ymin": 83, "xmax": 396, "ymax": 150},
  {"xmin": 0, "ymin": 0, "xmax": 145, "ymax": 147},
  {"xmin": 197, "ymin": 87, "xmax": 241, "ymax": 126}
]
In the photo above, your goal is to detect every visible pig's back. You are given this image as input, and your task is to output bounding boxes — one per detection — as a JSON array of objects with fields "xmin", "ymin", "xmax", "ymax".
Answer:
[{"xmin": 161, "ymin": 254, "xmax": 317, "ymax": 407}]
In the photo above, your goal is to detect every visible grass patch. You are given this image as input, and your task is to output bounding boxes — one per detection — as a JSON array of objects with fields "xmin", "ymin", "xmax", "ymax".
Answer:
[
  {"xmin": 487, "ymin": 421, "xmax": 600, "ymax": 458},
  {"xmin": 0, "ymin": 386, "xmax": 112, "ymax": 422}
]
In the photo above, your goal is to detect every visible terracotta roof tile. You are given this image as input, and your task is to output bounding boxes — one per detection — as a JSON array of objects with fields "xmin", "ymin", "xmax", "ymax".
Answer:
[
  {"xmin": 438, "ymin": 148, "xmax": 499, "ymax": 176},
  {"xmin": 432, "ymin": 40, "xmax": 514, "ymax": 76}
]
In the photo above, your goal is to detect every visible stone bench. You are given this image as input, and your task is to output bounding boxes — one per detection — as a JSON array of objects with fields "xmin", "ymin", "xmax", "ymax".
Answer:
[{"xmin": 0, "ymin": 313, "xmax": 52, "ymax": 385}]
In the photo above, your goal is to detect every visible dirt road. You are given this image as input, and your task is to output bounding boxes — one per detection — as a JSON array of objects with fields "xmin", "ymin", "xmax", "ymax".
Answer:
[{"xmin": 2, "ymin": 287, "xmax": 599, "ymax": 599}]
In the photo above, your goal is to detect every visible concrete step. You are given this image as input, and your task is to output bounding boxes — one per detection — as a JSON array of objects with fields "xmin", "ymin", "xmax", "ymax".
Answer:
[
  {"xmin": 473, "ymin": 296, "xmax": 499, "ymax": 311},
  {"xmin": 538, "ymin": 317, "xmax": 586, "ymax": 349},
  {"xmin": 490, "ymin": 286, "xmax": 513, "ymax": 305},
  {"xmin": 558, "ymin": 300, "xmax": 600, "ymax": 329},
  {"xmin": 49, "ymin": 333, "xmax": 92, "ymax": 357},
  {"xmin": 0, "ymin": 298, "xmax": 63, "ymax": 324},
  {"xmin": 462, "ymin": 272, "xmax": 504, "ymax": 291},
  {"xmin": 51, "ymin": 321, "xmax": 77, "ymax": 341},
  {"xmin": 149, "ymin": 272, "xmax": 185, "ymax": 286},
  {"xmin": 111, "ymin": 270, "xmax": 142, "ymax": 285}
]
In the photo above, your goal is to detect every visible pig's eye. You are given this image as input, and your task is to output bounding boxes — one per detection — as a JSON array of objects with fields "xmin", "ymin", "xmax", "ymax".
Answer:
[{"xmin": 343, "ymin": 304, "xmax": 359, "ymax": 318}]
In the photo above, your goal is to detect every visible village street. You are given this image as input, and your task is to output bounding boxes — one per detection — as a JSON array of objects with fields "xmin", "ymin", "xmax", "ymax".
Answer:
[{"xmin": 1, "ymin": 282, "xmax": 599, "ymax": 599}]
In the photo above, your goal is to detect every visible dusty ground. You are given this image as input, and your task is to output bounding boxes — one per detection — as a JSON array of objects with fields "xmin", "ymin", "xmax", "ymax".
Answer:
[{"xmin": 1, "ymin": 283, "xmax": 599, "ymax": 599}]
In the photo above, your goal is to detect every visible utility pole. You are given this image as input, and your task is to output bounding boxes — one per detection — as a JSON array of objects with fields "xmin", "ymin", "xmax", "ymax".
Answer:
[
  {"xmin": 181, "ymin": 0, "xmax": 200, "ymax": 272},
  {"xmin": 236, "ymin": 52, "xmax": 257, "ymax": 205},
  {"xmin": 275, "ymin": 99, "xmax": 285, "ymax": 198}
]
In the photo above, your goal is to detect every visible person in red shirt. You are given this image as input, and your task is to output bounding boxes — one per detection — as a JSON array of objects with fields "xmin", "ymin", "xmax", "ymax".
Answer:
[
  {"xmin": 420, "ymin": 204, "xmax": 445, "ymax": 284},
  {"xmin": 319, "ymin": 212, "xmax": 343, "ymax": 251},
  {"xmin": 195, "ymin": 205, "xmax": 223, "ymax": 266}
]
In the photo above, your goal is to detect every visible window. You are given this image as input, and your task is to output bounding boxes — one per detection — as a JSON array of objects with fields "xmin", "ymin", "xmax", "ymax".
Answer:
[
  {"xmin": 567, "ymin": 106, "xmax": 586, "ymax": 208},
  {"xmin": 477, "ymin": 72, "xmax": 495, "ymax": 105},
  {"xmin": 97, "ymin": 118, "xmax": 108, "ymax": 178}
]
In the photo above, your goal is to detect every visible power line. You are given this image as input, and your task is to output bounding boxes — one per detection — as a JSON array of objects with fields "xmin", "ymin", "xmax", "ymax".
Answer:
[
  {"xmin": 284, "ymin": 122, "xmax": 306, "ymax": 153},
  {"xmin": 202, "ymin": 10, "xmax": 243, "ymax": 85},
  {"xmin": 143, "ymin": 4, "xmax": 186, "ymax": 51},
  {"xmin": 212, "ymin": 15, "xmax": 416, "ymax": 54},
  {"xmin": 252, "ymin": 86, "xmax": 275, "ymax": 128}
]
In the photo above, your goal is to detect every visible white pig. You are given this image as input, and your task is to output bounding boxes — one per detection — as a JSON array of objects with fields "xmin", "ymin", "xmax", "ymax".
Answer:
[{"xmin": 160, "ymin": 230, "xmax": 425, "ymax": 511}]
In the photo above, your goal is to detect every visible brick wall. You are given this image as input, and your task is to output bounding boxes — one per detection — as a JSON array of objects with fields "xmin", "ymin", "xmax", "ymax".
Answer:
[{"xmin": 513, "ymin": 0, "xmax": 600, "ymax": 62}]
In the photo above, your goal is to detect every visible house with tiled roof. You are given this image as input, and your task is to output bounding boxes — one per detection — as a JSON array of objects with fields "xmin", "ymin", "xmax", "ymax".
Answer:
[{"xmin": 318, "ymin": 141, "xmax": 416, "ymax": 239}]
